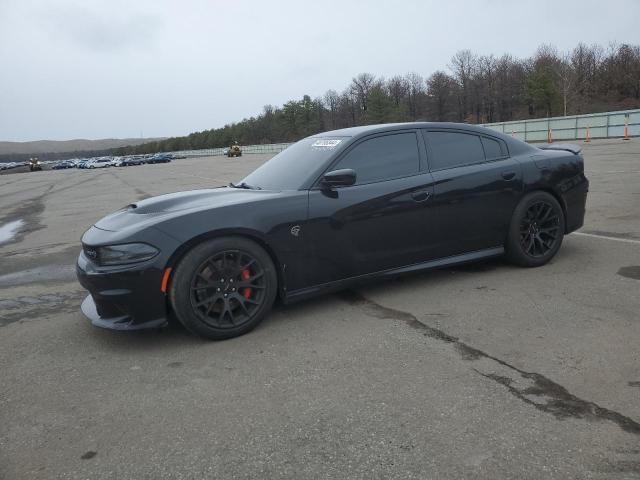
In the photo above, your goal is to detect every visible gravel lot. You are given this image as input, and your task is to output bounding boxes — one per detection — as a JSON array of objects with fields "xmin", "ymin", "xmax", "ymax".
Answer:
[{"xmin": 1, "ymin": 139, "xmax": 639, "ymax": 479}]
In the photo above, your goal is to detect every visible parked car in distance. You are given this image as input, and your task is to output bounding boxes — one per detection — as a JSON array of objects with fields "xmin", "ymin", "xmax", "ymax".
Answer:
[
  {"xmin": 0, "ymin": 162, "xmax": 21, "ymax": 170},
  {"xmin": 120, "ymin": 156, "xmax": 144, "ymax": 166},
  {"xmin": 77, "ymin": 122, "xmax": 588, "ymax": 341},
  {"xmin": 87, "ymin": 158, "xmax": 112, "ymax": 169},
  {"xmin": 52, "ymin": 161, "xmax": 74, "ymax": 169},
  {"xmin": 147, "ymin": 153, "xmax": 173, "ymax": 164}
]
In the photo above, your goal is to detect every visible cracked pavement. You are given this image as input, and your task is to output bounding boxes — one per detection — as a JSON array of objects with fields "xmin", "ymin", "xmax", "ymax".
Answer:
[{"xmin": 1, "ymin": 140, "xmax": 639, "ymax": 479}]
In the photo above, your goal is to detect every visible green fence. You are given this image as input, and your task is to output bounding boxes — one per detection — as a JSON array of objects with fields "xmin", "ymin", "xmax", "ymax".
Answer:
[
  {"xmin": 483, "ymin": 109, "xmax": 640, "ymax": 142},
  {"xmin": 171, "ymin": 109, "xmax": 640, "ymax": 158},
  {"xmin": 172, "ymin": 142, "xmax": 292, "ymax": 158}
]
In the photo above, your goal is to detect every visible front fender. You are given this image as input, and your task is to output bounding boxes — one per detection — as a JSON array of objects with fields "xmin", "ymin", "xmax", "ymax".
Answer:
[{"xmin": 154, "ymin": 192, "xmax": 310, "ymax": 294}]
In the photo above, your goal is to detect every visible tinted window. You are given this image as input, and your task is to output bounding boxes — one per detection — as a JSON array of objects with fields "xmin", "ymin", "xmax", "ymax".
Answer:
[
  {"xmin": 334, "ymin": 133, "xmax": 419, "ymax": 185},
  {"xmin": 481, "ymin": 136, "xmax": 506, "ymax": 160},
  {"xmin": 424, "ymin": 131, "xmax": 485, "ymax": 171},
  {"xmin": 241, "ymin": 136, "xmax": 348, "ymax": 190}
]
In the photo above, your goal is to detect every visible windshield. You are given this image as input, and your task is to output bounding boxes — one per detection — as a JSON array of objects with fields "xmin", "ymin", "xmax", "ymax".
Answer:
[{"xmin": 239, "ymin": 136, "xmax": 348, "ymax": 190}]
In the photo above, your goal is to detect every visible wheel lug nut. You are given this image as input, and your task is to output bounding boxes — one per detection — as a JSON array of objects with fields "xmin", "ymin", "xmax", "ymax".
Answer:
[
  {"xmin": 224, "ymin": 293, "xmax": 228, "ymax": 297},
  {"xmin": 216, "ymin": 288, "xmax": 221, "ymax": 292}
]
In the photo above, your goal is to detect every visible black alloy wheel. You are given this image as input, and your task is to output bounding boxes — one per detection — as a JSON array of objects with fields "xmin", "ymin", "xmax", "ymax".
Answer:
[
  {"xmin": 190, "ymin": 250, "xmax": 265, "ymax": 329},
  {"xmin": 170, "ymin": 237, "xmax": 277, "ymax": 339},
  {"xmin": 519, "ymin": 201, "xmax": 561, "ymax": 258},
  {"xmin": 506, "ymin": 191, "xmax": 565, "ymax": 267}
]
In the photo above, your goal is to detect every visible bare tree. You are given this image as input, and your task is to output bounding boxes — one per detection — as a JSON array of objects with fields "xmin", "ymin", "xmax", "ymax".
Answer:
[
  {"xmin": 494, "ymin": 54, "xmax": 526, "ymax": 121},
  {"xmin": 323, "ymin": 89, "xmax": 340, "ymax": 129},
  {"xmin": 571, "ymin": 43, "xmax": 601, "ymax": 112},
  {"xmin": 450, "ymin": 50, "xmax": 477, "ymax": 121},
  {"xmin": 476, "ymin": 55, "xmax": 498, "ymax": 122},
  {"xmin": 557, "ymin": 53, "xmax": 575, "ymax": 116},
  {"xmin": 427, "ymin": 71, "xmax": 454, "ymax": 121},
  {"xmin": 405, "ymin": 72, "xmax": 425, "ymax": 120},
  {"xmin": 349, "ymin": 73, "xmax": 376, "ymax": 115},
  {"xmin": 387, "ymin": 75, "xmax": 409, "ymax": 107}
]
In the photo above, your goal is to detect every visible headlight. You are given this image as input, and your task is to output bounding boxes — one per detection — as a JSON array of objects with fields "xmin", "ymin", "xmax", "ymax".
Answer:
[{"xmin": 86, "ymin": 243, "xmax": 159, "ymax": 266}]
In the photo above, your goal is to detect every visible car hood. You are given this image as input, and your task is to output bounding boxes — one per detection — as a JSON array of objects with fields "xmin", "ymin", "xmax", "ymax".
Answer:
[{"xmin": 94, "ymin": 187, "xmax": 278, "ymax": 232}]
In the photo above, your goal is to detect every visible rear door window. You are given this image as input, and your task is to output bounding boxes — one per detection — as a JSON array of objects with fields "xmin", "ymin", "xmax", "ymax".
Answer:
[
  {"xmin": 334, "ymin": 132, "xmax": 419, "ymax": 185},
  {"xmin": 423, "ymin": 131, "xmax": 485, "ymax": 171}
]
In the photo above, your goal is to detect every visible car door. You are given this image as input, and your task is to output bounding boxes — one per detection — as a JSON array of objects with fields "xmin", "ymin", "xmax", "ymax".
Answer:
[
  {"xmin": 305, "ymin": 130, "xmax": 437, "ymax": 286},
  {"xmin": 422, "ymin": 129, "xmax": 523, "ymax": 257}
]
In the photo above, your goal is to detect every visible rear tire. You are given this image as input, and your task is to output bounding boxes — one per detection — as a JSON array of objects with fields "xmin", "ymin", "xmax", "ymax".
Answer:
[
  {"xmin": 170, "ymin": 237, "xmax": 277, "ymax": 340},
  {"xmin": 506, "ymin": 191, "xmax": 565, "ymax": 267}
]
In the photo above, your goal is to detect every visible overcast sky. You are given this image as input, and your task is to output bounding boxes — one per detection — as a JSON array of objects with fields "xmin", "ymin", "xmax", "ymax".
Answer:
[{"xmin": 1, "ymin": 0, "xmax": 639, "ymax": 142}]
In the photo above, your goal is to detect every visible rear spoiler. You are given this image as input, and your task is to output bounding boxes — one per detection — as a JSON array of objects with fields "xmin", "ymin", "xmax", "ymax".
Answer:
[{"xmin": 537, "ymin": 143, "xmax": 582, "ymax": 155}]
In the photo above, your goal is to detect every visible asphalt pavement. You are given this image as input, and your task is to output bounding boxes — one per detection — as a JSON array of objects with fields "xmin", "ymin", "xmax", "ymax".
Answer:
[{"xmin": 1, "ymin": 139, "xmax": 639, "ymax": 479}]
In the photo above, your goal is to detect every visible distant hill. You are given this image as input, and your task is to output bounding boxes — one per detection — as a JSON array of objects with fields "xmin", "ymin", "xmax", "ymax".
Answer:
[{"xmin": 0, "ymin": 137, "xmax": 166, "ymax": 155}]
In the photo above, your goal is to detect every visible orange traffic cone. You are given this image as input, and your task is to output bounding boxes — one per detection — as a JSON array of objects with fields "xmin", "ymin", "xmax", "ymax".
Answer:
[
  {"xmin": 623, "ymin": 119, "xmax": 630, "ymax": 140},
  {"xmin": 547, "ymin": 128, "xmax": 553, "ymax": 143},
  {"xmin": 584, "ymin": 126, "xmax": 590, "ymax": 143}
]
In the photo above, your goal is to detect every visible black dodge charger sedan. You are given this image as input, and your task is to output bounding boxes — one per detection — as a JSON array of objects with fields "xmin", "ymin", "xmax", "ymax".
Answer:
[{"xmin": 77, "ymin": 122, "xmax": 588, "ymax": 339}]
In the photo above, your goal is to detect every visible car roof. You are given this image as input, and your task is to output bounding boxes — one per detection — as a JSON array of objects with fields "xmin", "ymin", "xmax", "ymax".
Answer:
[
  {"xmin": 313, "ymin": 121, "xmax": 532, "ymax": 153},
  {"xmin": 316, "ymin": 122, "xmax": 501, "ymax": 137}
]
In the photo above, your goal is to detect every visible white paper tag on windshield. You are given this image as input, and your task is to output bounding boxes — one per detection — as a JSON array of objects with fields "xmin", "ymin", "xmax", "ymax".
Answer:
[{"xmin": 311, "ymin": 139, "xmax": 342, "ymax": 149}]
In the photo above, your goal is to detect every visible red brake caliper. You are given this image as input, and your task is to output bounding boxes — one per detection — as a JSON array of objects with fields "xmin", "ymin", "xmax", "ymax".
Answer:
[{"xmin": 241, "ymin": 269, "xmax": 252, "ymax": 299}]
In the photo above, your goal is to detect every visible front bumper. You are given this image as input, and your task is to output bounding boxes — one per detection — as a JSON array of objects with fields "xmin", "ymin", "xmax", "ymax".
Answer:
[
  {"xmin": 76, "ymin": 251, "xmax": 168, "ymax": 331},
  {"xmin": 80, "ymin": 295, "xmax": 167, "ymax": 330}
]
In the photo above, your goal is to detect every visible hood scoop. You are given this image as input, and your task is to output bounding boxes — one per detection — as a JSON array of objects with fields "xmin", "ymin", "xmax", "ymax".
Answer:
[
  {"xmin": 127, "ymin": 189, "xmax": 221, "ymax": 214},
  {"xmin": 94, "ymin": 187, "xmax": 271, "ymax": 232},
  {"xmin": 124, "ymin": 187, "xmax": 267, "ymax": 215}
]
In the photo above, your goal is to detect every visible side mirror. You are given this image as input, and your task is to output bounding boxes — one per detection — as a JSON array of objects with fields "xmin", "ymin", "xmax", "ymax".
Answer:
[{"xmin": 322, "ymin": 169, "xmax": 356, "ymax": 188}]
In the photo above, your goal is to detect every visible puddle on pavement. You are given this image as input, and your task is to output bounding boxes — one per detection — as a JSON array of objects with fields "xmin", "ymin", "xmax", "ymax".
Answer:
[{"xmin": 0, "ymin": 219, "xmax": 24, "ymax": 244}]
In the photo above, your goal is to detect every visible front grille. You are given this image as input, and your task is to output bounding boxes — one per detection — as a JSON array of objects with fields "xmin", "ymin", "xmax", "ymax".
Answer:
[{"xmin": 94, "ymin": 296, "xmax": 128, "ymax": 320}]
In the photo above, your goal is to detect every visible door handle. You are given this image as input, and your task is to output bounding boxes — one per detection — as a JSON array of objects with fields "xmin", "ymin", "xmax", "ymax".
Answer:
[
  {"xmin": 411, "ymin": 190, "xmax": 431, "ymax": 202},
  {"xmin": 501, "ymin": 171, "xmax": 516, "ymax": 181}
]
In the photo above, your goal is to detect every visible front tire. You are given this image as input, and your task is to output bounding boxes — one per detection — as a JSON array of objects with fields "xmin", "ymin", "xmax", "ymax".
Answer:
[
  {"xmin": 506, "ymin": 191, "xmax": 565, "ymax": 267},
  {"xmin": 170, "ymin": 237, "xmax": 278, "ymax": 340}
]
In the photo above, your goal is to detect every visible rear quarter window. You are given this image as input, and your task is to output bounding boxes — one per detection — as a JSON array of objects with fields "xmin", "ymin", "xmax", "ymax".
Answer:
[{"xmin": 481, "ymin": 136, "xmax": 507, "ymax": 160}]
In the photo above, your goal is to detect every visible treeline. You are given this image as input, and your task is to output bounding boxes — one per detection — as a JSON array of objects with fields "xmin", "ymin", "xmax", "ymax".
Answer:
[
  {"xmin": 10, "ymin": 41, "xmax": 639, "ymax": 162},
  {"xmin": 116, "ymin": 42, "xmax": 639, "ymax": 156}
]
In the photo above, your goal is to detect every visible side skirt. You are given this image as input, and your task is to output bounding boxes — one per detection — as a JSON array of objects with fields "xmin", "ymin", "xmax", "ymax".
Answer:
[{"xmin": 284, "ymin": 246, "xmax": 504, "ymax": 304}]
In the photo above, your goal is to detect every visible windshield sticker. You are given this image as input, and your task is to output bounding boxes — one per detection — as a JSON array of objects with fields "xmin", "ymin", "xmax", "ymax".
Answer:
[{"xmin": 311, "ymin": 139, "xmax": 342, "ymax": 149}]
